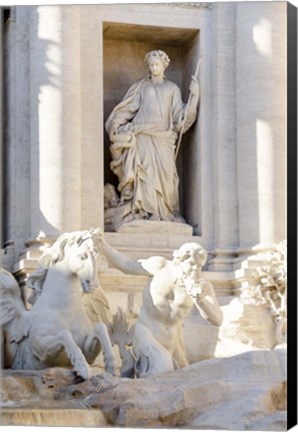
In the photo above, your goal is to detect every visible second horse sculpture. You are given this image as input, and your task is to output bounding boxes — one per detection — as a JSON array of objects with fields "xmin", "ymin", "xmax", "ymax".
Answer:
[{"xmin": 1, "ymin": 229, "xmax": 116, "ymax": 380}]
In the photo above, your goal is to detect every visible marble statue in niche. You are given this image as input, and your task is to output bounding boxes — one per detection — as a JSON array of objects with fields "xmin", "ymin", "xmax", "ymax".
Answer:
[
  {"xmin": 102, "ymin": 239, "xmax": 223, "ymax": 376},
  {"xmin": 105, "ymin": 50, "xmax": 200, "ymax": 228}
]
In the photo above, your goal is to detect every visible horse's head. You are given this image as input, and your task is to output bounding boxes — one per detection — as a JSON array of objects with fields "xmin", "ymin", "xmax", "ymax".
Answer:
[
  {"xmin": 63, "ymin": 228, "xmax": 103, "ymax": 292},
  {"xmin": 28, "ymin": 229, "xmax": 104, "ymax": 303}
]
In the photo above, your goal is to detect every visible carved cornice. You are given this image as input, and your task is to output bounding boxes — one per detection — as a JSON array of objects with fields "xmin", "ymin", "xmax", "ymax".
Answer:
[{"xmin": 161, "ymin": 2, "xmax": 212, "ymax": 10}]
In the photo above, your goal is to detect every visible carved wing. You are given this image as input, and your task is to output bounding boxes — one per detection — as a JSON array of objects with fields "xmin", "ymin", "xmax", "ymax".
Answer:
[
  {"xmin": 109, "ymin": 307, "xmax": 134, "ymax": 346},
  {"xmin": 82, "ymin": 285, "xmax": 112, "ymax": 325},
  {"xmin": 0, "ymin": 268, "xmax": 29, "ymax": 342},
  {"xmin": 109, "ymin": 308, "xmax": 135, "ymax": 378}
]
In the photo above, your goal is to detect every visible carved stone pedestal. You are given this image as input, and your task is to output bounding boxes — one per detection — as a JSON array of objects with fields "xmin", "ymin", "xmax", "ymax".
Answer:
[{"xmin": 116, "ymin": 220, "xmax": 193, "ymax": 236}]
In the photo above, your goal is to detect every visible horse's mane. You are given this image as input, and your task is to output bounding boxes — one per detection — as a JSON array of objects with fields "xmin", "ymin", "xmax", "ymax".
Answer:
[
  {"xmin": 27, "ymin": 232, "xmax": 77, "ymax": 304},
  {"xmin": 27, "ymin": 230, "xmax": 104, "ymax": 305}
]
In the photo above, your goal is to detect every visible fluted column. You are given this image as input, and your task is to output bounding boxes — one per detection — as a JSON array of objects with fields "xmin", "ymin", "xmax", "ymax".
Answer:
[
  {"xmin": 30, "ymin": 5, "xmax": 81, "ymax": 238},
  {"xmin": 236, "ymin": 2, "xmax": 286, "ymax": 257},
  {"xmin": 209, "ymin": 3, "xmax": 239, "ymax": 271}
]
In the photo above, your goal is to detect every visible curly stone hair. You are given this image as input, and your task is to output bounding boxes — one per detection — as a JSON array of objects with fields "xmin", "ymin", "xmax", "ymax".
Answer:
[
  {"xmin": 27, "ymin": 228, "xmax": 103, "ymax": 304},
  {"xmin": 144, "ymin": 50, "xmax": 171, "ymax": 69},
  {"xmin": 172, "ymin": 243, "xmax": 208, "ymax": 295}
]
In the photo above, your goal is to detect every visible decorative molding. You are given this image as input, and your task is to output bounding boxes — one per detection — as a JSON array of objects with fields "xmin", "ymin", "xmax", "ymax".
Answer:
[
  {"xmin": 239, "ymin": 240, "xmax": 287, "ymax": 345},
  {"xmin": 161, "ymin": 2, "xmax": 212, "ymax": 10}
]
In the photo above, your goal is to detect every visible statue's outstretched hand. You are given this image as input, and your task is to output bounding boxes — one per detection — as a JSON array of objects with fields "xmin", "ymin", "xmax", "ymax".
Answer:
[
  {"xmin": 189, "ymin": 76, "xmax": 200, "ymax": 98},
  {"xmin": 185, "ymin": 280, "xmax": 206, "ymax": 300}
]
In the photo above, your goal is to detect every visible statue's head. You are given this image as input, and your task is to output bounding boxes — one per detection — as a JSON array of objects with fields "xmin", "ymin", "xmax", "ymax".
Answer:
[
  {"xmin": 62, "ymin": 229, "xmax": 102, "ymax": 290},
  {"xmin": 173, "ymin": 242, "xmax": 208, "ymax": 269},
  {"xmin": 144, "ymin": 50, "xmax": 170, "ymax": 77}
]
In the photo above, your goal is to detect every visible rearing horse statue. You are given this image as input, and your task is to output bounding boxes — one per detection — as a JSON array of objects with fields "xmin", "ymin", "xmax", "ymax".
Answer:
[{"xmin": 1, "ymin": 228, "xmax": 116, "ymax": 380}]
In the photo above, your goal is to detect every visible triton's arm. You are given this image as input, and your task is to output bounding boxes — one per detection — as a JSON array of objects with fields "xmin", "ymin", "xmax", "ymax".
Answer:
[
  {"xmin": 186, "ymin": 279, "xmax": 223, "ymax": 327},
  {"xmin": 102, "ymin": 239, "xmax": 149, "ymax": 276}
]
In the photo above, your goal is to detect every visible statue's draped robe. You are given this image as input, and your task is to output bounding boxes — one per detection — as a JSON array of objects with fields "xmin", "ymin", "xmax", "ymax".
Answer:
[{"xmin": 106, "ymin": 78, "xmax": 197, "ymax": 221}]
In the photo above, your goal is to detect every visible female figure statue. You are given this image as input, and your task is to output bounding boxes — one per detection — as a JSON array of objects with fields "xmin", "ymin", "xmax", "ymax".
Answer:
[{"xmin": 105, "ymin": 50, "xmax": 199, "ymax": 223}]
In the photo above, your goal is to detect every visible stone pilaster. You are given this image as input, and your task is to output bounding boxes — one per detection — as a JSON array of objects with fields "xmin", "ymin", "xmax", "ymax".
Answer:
[
  {"xmin": 80, "ymin": 8, "xmax": 104, "ymax": 230},
  {"xmin": 236, "ymin": 2, "xmax": 286, "ymax": 259},
  {"xmin": 209, "ymin": 3, "xmax": 239, "ymax": 271},
  {"xmin": 29, "ymin": 5, "xmax": 82, "ymax": 238},
  {"xmin": 3, "ymin": 7, "xmax": 31, "ymax": 259}
]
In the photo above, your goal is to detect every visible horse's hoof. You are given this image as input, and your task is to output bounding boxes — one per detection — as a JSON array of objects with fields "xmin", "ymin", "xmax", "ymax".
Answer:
[
  {"xmin": 75, "ymin": 364, "xmax": 92, "ymax": 381},
  {"xmin": 106, "ymin": 364, "xmax": 118, "ymax": 376},
  {"xmin": 120, "ymin": 366, "xmax": 135, "ymax": 378},
  {"xmin": 72, "ymin": 372, "xmax": 86, "ymax": 384}
]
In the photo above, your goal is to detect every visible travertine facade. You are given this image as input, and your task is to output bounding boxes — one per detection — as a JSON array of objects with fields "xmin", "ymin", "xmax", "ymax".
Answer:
[
  {"xmin": 2, "ymin": 2, "xmax": 286, "ymax": 270},
  {"xmin": 1, "ymin": 0, "xmax": 287, "ymax": 345},
  {"xmin": 0, "ymin": 3, "xmax": 288, "ymax": 429},
  {"xmin": 1, "ymin": 0, "xmax": 287, "ymax": 342}
]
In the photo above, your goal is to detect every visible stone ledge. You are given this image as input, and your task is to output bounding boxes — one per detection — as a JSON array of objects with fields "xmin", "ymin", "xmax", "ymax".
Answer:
[
  {"xmin": 0, "ymin": 408, "xmax": 107, "ymax": 427},
  {"xmin": 106, "ymin": 231, "xmax": 200, "ymax": 250},
  {"xmin": 116, "ymin": 220, "xmax": 193, "ymax": 235}
]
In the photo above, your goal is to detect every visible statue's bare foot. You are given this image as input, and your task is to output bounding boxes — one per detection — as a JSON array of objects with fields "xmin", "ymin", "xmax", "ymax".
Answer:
[
  {"xmin": 149, "ymin": 214, "xmax": 161, "ymax": 221},
  {"xmin": 124, "ymin": 213, "xmax": 135, "ymax": 223},
  {"xmin": 138, "ymin": 209, "xmax": 149, "ymax": 218},
  {"xmin": 172, "ymin": 213, "xmax": 185, "ymax": 223},
  {"xmin": 121, "ymin": 185, "xmax": 133, "ymax": 201}
]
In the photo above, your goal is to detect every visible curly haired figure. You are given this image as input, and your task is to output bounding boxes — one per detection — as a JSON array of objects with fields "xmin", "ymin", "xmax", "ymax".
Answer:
[{"xmin": 102, "ymin": 239, "xmax": 223, "ymax": 376}]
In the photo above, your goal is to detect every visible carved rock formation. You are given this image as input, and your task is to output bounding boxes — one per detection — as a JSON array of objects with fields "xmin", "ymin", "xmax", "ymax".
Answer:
[{"xmin": 1, "ymin": 349, "xmax": 286, "ymax": 430}]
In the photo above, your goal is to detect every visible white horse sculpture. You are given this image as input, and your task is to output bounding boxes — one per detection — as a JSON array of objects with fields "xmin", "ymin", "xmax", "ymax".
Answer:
[{"xmin": 1, "ymin": 228, "xmax": 116, "ymax": 380}]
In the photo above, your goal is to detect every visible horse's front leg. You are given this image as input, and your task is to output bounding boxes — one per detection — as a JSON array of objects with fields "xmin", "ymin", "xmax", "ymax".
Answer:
[
  {"xmin": 32, "ymin": 330, "xmax": 92, "ymax": 380},
  {"xmin": 84, "ymin": 322, "xmax": 117, "ymax": 375}
]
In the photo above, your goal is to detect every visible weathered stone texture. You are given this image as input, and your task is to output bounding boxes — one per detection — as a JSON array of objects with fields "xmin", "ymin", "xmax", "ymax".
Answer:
[{"xmin": 1, "ymin": 350, "xmax": 286, "ymax": 429}]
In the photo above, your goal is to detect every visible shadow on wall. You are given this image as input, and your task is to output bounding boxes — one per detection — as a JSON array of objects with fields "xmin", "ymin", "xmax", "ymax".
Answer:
[
  {"xmin": 30, "ymin": 5, "xmax": 82, "ymax": 239},
  {"xmin": 252, "ymin": 17, "xmax": 286, "ymax": 244},
  {"xmin": 29, "ymin": 6, "xmax": 61, "ymax": 239},
  {"xmin": 237, "ymin": 6, "xmax": 286, "ymax": 249},
  {"xmin": 3, "ymin": 7, "xmax": 61, "ymax": 262}
]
